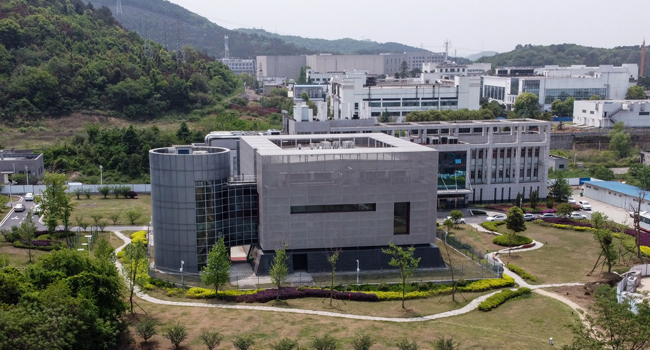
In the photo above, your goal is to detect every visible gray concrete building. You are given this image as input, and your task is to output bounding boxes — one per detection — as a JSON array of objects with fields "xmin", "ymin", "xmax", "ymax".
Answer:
[
  {"xmin": 0, "ymin": 149, "xmax": 45, "ymax": 184},
  {"xmin": 548, "ymin": 154, "xmax": 569, "ymax": 171}
]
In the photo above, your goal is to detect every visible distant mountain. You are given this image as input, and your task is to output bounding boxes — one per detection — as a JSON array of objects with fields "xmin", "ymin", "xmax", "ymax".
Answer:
[
  {"xmin": 235, "ymin": 28, "xmax": 428, "ymax": 55},
  {"xmin": 476, "ymin": 44, "xmax": 648, "ymax": 73},
  {"xmin": 465, "ymin": 51, "xmax": 498, "ymax": 61},
  {"xmin": 87, "ymin": 0, "xmax": 312, "ymax": 59}
]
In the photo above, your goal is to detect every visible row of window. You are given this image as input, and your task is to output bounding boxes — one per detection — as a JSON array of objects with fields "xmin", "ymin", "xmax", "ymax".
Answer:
[{"xmin": 290, "ymin": 203, "xmax": 376, "ymax": 214}]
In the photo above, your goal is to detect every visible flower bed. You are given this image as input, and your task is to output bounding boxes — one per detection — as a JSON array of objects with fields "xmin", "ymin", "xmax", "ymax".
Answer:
[
  {"xmin": 540, "ymin": 218, "xmax": 650, "ymax": 246},
  {"xmin": 493, "ymin": 235, "xmax": 533, "ymax": 247},
  {"xmin": 485, "ymin": 204, "xmax": 557, "ymax": 214},
  {"xmin": 13, "ymin": 239, "xmax": 66, "ymax": 251}
]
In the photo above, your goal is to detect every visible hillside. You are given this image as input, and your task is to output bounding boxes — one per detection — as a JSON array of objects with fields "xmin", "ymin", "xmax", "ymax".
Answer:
[
  {"xmin": 465, "ymin": 51, "xmax": 498, "ymax": 61},
  {"xmin": 88, "ymin": 0, "xmax": 312, "ymax": 59},
  {"xmin": 0, "ymin": 0, "xmax": 240, "ymax": 120},
  {"xmin": 235, "ymin": 28, "xmax": 427, "ymax": 55},
  {"xmin": 476, "ymin": 44, "xmax": 648, "ymax": 73}
]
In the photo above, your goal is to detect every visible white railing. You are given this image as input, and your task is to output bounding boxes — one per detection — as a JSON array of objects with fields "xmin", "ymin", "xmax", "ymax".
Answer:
[{"xmin": 0, "ymin": 184, "xmax": 152, "ymax": 195}]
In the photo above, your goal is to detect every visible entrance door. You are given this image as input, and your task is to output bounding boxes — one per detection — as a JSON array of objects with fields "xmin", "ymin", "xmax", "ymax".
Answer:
[{"xmin": 293, "ymin": 254, "xmax": 308, "ymax": 271}]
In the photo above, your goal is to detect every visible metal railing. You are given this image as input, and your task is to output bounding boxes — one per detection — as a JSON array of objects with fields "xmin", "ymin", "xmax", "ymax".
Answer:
[{"xmin": 436, "ymin": 228, "xmax": 503, "ymax": 278}]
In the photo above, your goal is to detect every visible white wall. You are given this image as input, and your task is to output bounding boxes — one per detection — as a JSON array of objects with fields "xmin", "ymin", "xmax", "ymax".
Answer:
[{"xmin": 573, "ymin": 100, "xmax": 650, "ymax": 128}]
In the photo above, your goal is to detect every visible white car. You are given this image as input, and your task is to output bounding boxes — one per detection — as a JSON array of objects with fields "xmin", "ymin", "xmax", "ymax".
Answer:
[
  {"xmin": 578, "ymin": 200, "xmax": 592, "ymax": 211},
  {"xmin": 14, "ymin": 203, "xmax": 25, "ymax": 212},
  {"xmin": 567, "ymin": 197, "xmax": 576, "ymax": 205},
  {"xmin": 32, "ymin": 203, "xmax": 42, "ymax": 215},
  {"xmin": 485, "ymin": 214, "xmax": 507, "ymax": 222},
  {"xmin": 570, "ymin": 212, "xmax": 587, "ymax": 220},
  {"xmin": 446, "ymin": 216, "xmax": 466, "ymax": 224},
  {"xmin": 523, "ymin": 213, "xmax": 535, "ymax": 221},
  {"xmin": 24, "ymin": 193, "xmax": 34, "ymax": 201}
]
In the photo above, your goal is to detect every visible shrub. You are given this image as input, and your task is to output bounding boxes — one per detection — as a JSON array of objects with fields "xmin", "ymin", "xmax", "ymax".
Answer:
[
  {"xmin": 396, "ymin": 339, "xmax": 418, "ymax": 350},
  {"xmin": 125, "ymin": 210, "xmax": 142, "ymax": 225},
  {"xmin": 116, "ymin": 251, "xmax": 124, "ymax": 260},
  {"xmin": 377, "ymin": 282, "xmax": 390, "ymax": 292},
  {"xmin": 136, "ymin": 317, "xmax": 159, "ymax": 343},
  {"xmin": 199, "ymin": 330, "xmax": 224, "ymax": 350},
  {"xmin": 553, "ymin": 224, "xmax": 573, "ymax": 230},
  {"xmin": 481, "ymin": 220, "xmax": 505, "ymax": 231},
  {"xmin": 492, "ymin": 235, "xmax": 533, "ymax": 247},
  {"xmin": 310, "ymin": 334, "xmax": 338, "ymax": 350},
  {"xmin": 13, "ymin": 239, "xmax": 66, "ymax": 251},
  {"xmin": 507, "ymin": 264, "xmax": 537, "ymax": 282},
  {"xmin": 351, "ymin": 334, "xmax": 374, "ymax": 350},
  {"xmin": 232, "ymin": 335, "xmax": 255, "ymax": 350},
  {"xmin": 271, "ymin": 337, "xmax": 299, "ymax": 350},
  {"xmin": 148, "ymin": 277, "xmax": 175, "ymax": 289},
  {"xmin": 478, "ymin": 287, "xmax": 531, "ymax": 311},
  {"xmin": 641, "ymin": 246, "xmax": 650, "ymax": 258},
  {"xmin": 457, "ymin": 275, "xmax": 514, "ymax": 292},
  {"xmin": 131, "ymin": 230, "xmax": 148, "ymax": 245},
  {"xmin": 163, "ymin": 322, "xmax": 188, "ymax": 350},
  {"xmin": 127, "ymin": 191, "xmax": 138, "ymax": 199}
]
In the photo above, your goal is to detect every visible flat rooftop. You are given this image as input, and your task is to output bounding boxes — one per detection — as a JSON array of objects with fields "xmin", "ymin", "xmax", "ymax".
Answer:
[{"xmin": 241, "ymin": 133, "xmax": 435, "ymax": 156}]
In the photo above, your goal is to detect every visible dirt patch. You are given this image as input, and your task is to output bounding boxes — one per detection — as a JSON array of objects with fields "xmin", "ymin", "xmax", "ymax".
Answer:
[{"xmin": 544, "ymin": 285, "xmax": 597, "ymax": 311}]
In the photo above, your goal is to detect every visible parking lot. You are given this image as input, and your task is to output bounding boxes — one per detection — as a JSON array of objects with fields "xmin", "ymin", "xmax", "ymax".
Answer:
[{"xmin": 0, "ymin": 196, "xmax": 47, "ymax": 231}]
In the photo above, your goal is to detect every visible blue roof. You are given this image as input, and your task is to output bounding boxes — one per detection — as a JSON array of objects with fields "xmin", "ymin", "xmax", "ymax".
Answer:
[{"xmin": 583, "ymin": 181, "xmax": 650, "ymax": 200}]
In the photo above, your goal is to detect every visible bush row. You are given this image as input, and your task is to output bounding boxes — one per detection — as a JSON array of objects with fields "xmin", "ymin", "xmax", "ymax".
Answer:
[
  {"xmin": 481, "ymin": 220, "xmax": 506, "ymax": 231},
  {"xmin": 507, "ymin": 264, "xmax": 537, "ymax": 282},
  {"xmin": 13, "ymin": 239, "xmax": 66, "ymax": 251},
  {"xmin": 492, "ymin": 234, "xmax": 533, "ymax": 247},
  {"xmin": 478, "ymin": 287, "xmax": 532, "ymax": 311}
]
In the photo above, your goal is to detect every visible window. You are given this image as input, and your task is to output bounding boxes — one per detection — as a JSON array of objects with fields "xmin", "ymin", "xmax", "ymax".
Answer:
[
  {"xmin": 640, "ymin": 112, "xmax": 650, "ymax": 116},
  {"xmin": 394, "ymin": 202, "xmax": 410, "ymax": 235},
  {"xmin": 383, "ymin": 102, "xmax": 401, "ymax": 107},
  {"xmin": 473, "ymin": 127, "xmax": 483, "ymax": 133},
  {"xmin": 459, "ymin": 128, "xmax": 471, "ymax": 134},
  {"xmin": 291, "ymin": 203, "xmax": 376, "ymax": 214},
  {"xmin": 582, "ymin": 110, "xmax": 587, "ymax": 113},
  {"xmin": 369, "ymin": 102, "xmax": 381, "ymax": 107},
  {"xmin": 559, "ymin": 164, "xmax": 565, "ymax": 169},
  {"xmin": 590, "ymin": 111, "xmax": 594, "ymax": 114}
]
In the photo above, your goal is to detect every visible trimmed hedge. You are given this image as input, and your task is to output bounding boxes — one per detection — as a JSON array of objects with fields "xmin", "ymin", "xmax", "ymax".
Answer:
[
  {"xmin": 481, "ymin": 221, "xmax": 505, "ymax": 231},
  {"xmin": 130, "ymin": 231, "xmax": 148, "ymax": 245},
  {"xmin": 13, "ymin": 239, "xmax": 66, "ymax": 251},
  {"xmin": 641, "ymin": 246, "xmax": 650, "ymax": 258},
  {"xmin": 492, "ymin": 235, "xmax": 533, "ymax": 247},
  {"xmin": 478, "ymin": 287, "xmax": 532, "ymax": 311},
  {"xmin": 507, "ymin": 264, "xmax": 537, "ymax": 282}
]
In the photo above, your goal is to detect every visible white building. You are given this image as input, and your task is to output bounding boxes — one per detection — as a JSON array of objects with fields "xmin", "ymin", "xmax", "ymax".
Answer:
[
  {"xmin": 573, "ymin": 100, "xmax": 650, "ymax": 128},
  {"xmin": 328, "ymin": 72, "xmax": 481, "ymax": 120},
  {"xmin": 220, "ymin": 58, "xmax": 256, "ymax": 75},
  {"xmin": 583, "ymin": 181, "xmax": 650, "ymax": 213},
  {"xmin": 421, "ymin": 62, "xmax": 491, "ymax": 80},
  {"xmin": 482, "ymin": 64, "xmax": 638, "ymax": 111}
]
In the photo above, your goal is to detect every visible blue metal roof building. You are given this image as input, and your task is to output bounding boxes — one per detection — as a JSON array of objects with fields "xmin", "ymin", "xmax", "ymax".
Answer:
[{"xmin": 583, "ymin": 181, "xmax": 650, "ymax": 212}]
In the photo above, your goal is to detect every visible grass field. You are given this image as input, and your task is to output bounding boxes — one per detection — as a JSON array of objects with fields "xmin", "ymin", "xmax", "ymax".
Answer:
[
  {"xmin": 70, "ymin": 194, "xmax": 151, "ymax": 226},
  {"xmin": 123, "ymin": 293, "xmax": 577, "ymax": 350},
  {"xmin": 0, "ymin": 239, "xmax": 48, "ymax": 268}
]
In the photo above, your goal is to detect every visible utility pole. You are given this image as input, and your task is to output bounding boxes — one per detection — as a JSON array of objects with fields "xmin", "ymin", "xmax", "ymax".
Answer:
[
  {"xmin": 641, "ymin": 38, "xmax": 646, "ymax": 77},
  {"xmin": 443, "ymin": 39, "xmax": 451, "ymax": 62},
  {"xmin": 116, "ymin": 0, "xmax": 123, "ymax": 15}
]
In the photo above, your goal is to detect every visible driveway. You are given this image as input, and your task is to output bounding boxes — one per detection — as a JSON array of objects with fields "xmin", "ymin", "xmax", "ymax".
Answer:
[
  {"xmin": 574, "ymin": 189, "xmax": 632, "ymax": 226},
  {"xmin": 0, "ymin": 197, "xmax": 46, "ymax": 230}
]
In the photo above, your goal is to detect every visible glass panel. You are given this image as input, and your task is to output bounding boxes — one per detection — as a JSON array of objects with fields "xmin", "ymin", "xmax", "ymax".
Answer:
[{"xmin": 394, "ymin": 202, "xmax": 410, "ymax": 235}]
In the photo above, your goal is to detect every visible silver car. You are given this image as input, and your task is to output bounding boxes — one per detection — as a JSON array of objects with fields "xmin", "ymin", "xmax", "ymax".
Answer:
[
  {"xmin": 14, "ymin": 203, "xmax": 25, "ymax": 212},
  {"xmin": 485, "ymin": 214, "xmax": 507, "ymax": 222},
  {"xmin": 570, "ymin": 212, "xmax": 587, "ymax": 220},
  {"xmin": 524, "ymin": 213, "xmax": 535, "ymax": 221}
]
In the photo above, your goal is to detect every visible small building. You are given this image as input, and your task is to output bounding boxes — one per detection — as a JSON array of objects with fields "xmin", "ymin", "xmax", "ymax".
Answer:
[
  {"xmin": 641, "ymin": 151, "xmax": 650, "ymax": 166},
  {"xmin": 548, "ymin": 154, "xmax": 569, "ymax": 171},
  {"xmin": 220, "ymin": 58, "xmax": 256, "ymax": 75},
  {"xmin": 0, "ymin": 150, "xmax": 45, "ymax": 184},
  {"xmin": 573, "ymin": 100, "xmax": 650, "ymax": 128},
  {"xmin": 583, "ymin": 181, "xmax": 650, "ymax": 213}
]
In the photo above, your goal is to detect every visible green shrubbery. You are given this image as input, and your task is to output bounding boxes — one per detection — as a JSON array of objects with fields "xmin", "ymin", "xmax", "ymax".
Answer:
[
  {"xmin": 478, "ymin": 287, "xmax": 532, "ymax": 311},
  {"xmin": 507, "ymin": 264, "xmax": 537, "ymax": 282},
  {"xmin": 481, "ymin": 221, "xmax": 505, "ymax": 231},
  {"xmin": 131, "ymin": 231, "xmax": 148, "ymax": 245},
  {"xmin": 492, "ymin": 235, "xmax": 533, "ymax": 247}
]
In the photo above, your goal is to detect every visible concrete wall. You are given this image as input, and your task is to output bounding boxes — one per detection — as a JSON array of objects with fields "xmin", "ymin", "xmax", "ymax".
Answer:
[{"xmin": 256, "ymin": 56, "xmax": 306, "ymax": 80}]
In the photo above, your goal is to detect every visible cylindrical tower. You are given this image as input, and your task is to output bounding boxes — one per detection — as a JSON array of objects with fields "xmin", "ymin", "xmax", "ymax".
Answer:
[{"xmin": 149, "ymin": 146, "xmax": 230, "ymax": 273}]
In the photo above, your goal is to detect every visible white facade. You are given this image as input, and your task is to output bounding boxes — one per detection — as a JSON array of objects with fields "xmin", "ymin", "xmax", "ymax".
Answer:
[
  {"xmin": 329, "ymin": 72, "xmax": 481, "ymax": 120},
  {"xmin": 292, "ymin": 84, "xmax": 327, "ymax": 102},
  {"xmin": 583, "ymin": 181, "xmax": 650, "ymax": 213},
  {"xmin": 421, "ymin": 62, "xmax": 491, "ymax": 80},
  {"xmin": 482, "ymin": 64, "xmax": 638, "ymax": 111},
  {"xmin": 221, "ymin": 58, "xmax": 256, "ymax": 75},
  {"xmin": 573, "ymin": 100, "xmax": 650, "ymax": 128}
]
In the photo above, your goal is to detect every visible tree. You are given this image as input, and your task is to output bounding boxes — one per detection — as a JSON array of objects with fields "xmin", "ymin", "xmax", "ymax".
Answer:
[
  {"xmin": 94, "ymin": 238, "xmax": 116, "ymax": 263},
  {"xmin": 513, "ymin": 92, "xmax": 541, "ymax": 119},
  {"xmin": 549, "ymin": 171, "xmax": 572, "ymax": 201},
  {"xmin": 380, "ymin": 108, "xmax": 392, "ymax": 123},
  {"xmin": 551, "ymin": 97, "xmax": 575, "ymax": 118},
  {"xmin": 592, "ymin": 228, "xmax": 618, "ymax": 274},
  {"xmin": 529, "ymin": 190, "xmax": 539, "ymax": 209},
  {"xmin": 433, "ymin": 336, "xmax": 460, "ymax": 350},
  {"xmin": 136, "ymin": 317, "xmax": 159, "ymax": 344},
  {"xmin": 271, "ymin": 337, "xmax": 299, "ymax": 350},
  {"xmin": 39, "ymin": 172, "xmax": 69, "ymax": 235},
  {"xmin": 443, "ymin": 218, "xmax": 454, "ymax": 232},
  {"xmin": 396, "ymin": 339, "xmax": 418, "ymax": 350},
  {"xmin": 108, "ymin": 211, "xmax": 121, "ymax": 225},
  {"xmin": 591, "ymin": 212, "xmax": 609, "ymax": 230},
  {"xmin": 629, "ymin": 165, "xmax": 650, "ymax": 191},
  {"xmin": 270, "ymin": 244, "xmax": 289, "ymax": 300},
  {"xmin": 562, "ymin": 286, "xmax": 650, "ymax": 350},
  {"xmin": 590, "ymin": 166, "xmax": 615, "ymax": 181},
  {"xmin": 505, "ymin": 206, "xmax": 527, "ymax": 254},
  {"xmin": 232, "ymin": 335, "xmax": 255, "ymax": 350},
  {"xmin": 125, "ymin": 210, "xmax": 142, "ymax": 225},
  {"xmin": 0, "ymin": 195, "xmax": 9, "ymax": 212},
  {"xmin": 326, "ymin": 249, "xmax": 340, "ymax": 306},
  {"xmin": 311, "ymin": 334, "xmax": 338, "ymax": 350},
  {"xmin": 630, "ymin": 191, "xmax": 648, "ymax": 259},
  {"xmin": 123, "ymin": 241, "xmax": 147, "ymax": 313},
  {"xmin": 300, "ymin": 91, "xmax": 309, "ymax": 101},
  {"xmin": 111, "ymin": 186, "xmax": 121, "ymax": 198},
  {"xmin": 626, "ymin": 85, "xmax": 646, "ymax": 99},
  {"xmin": 546, "ymin": 196, "xmax": 555, "ymax": 209},
  {"xmin": 382, "ymin": 242, "xmax": 421, "ymax": 309},
  {"xmin": 176, "ymin": 122, "xmax": 192, "ymax": 144},
  {"xmin": 164, "ymin": 322, "xmax": 188, "ymax": 350},
  {"xmin": 352, "ymin": 334, "xmax": 375, "ymax": 350},
  {"xmin": 297, "ymin": 66, "xmax": 310, "ymax": 84},
  {"xmin": 198, "ymin": 330, "xmax": 223, "ymax": 350},
  {"xmin": 72, "ymin": 188, "xmax": 83, "ymax": 199},
  {"xmin": 200, "ymin": 236, "xmax": 231, "ymax": 297},
  {"xmin": 98, "ymin": 185, "xmax": 111, "ymax": 199},
  {"xmin": 399, "ymin": 61, "xmax": 409, "ymax": 79},
  {"xmin": 556, "ymin": 202, "xmax": 574, "ymax": 217},
  {"xmin": 450, "ymin": 210, "xmax": 463, "ymax": 227},
  {"xmin": 609, "ymin": 126, "xmax": 632, "ymax": 158},
  {"xmin": 90, "ymin": 213, "xmax": 104, "ymax": 227},
  {"xmin": 589, "ymin": 94, "xmax": 601, "ymax": 100},
  {"xmin": 19, "ymin": 211, "xmax": 37, "ymax": 263}
]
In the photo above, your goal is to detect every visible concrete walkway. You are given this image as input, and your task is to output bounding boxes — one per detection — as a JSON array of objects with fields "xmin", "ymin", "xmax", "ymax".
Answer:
[
  {"xmin": 111, "ymin": 230, "xmax": 586, "ymax": 323},
  {"xmin": 470, "ymin": 223, "xmax": 545, "ymax": 254}
]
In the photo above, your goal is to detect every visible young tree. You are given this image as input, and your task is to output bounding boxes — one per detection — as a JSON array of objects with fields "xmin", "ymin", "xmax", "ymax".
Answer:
[
  {"xmin": 39, "ymin": 172, "xmax": 70, "ymax": 235},
  {"xmin": 549, "ymin": 171, "xmax": 572, "ymax": 201},
  {"xmin": 200, "ymin": 236, "xmax": 231, "ymax": 298},
  {"xmin": 270, "ymin": 244, "xmax": 289, "ymax": 300},
  {"xmin": 163, "ymin": 322, "xmax": 188, "ymax": 350},
  {"xmin": 449, "ymin": 210, "xmax": 463, "ymax": 227},
  {"xmin": 72, "ymin": 188, "xmax": 83, "ymax": 200},
  {"xmin": 326, "ymin": 249, "xmax": 340, "ymax": 306},
  {"xmin": 443, "ymin": 218, "xmax": 454, "ymax": 232},
  {"xmin": 108, "ymin": 211, "xmax": 121, "ymax": 225},
  {"xmin": 98, "ymin": 185, "xmax": 111, "ymax": 199},
  {"xmin": 60, "ymin": 196, "xmax": 76, "ymax": 243},
  {"xmin": 111, "ymin": 186, "xmax": 121, "ymax": 199},
  {"xmin": 125, "ymin": 210, "xmax": 142, "ymax": 225},
  {"xmin": 90, "ymin": 214, "xmax": 103, "ymax": 228},
  {"xmin": 271, "ymin": 338, "xmax": 299, "ymax": 350},
  {"xmin": 505, "ymin": 206, "xmax": 527, "ymax": 255},
  {"xmin": 433, "ymin": 336, "xmax": 460, "ymax": 350},
  {"xmin": 380, "ymin": 108, "xmax": 391, "ymax": 123},
  {"xmin": 123, "ymin": 241, "xmax": 147, "ymax": 313},
  {"xmin": 83, "ymin": 188, "xmax": 92, "ymax": 199},
  {"xmin": 399, "ymin": 61, "xmax": 409, "ymax": 79},
  {"xmin": 562, "ymin": 286, "xmax": 650, "ymax": 350},
  {"xmin": 311, "ymin": 334, "xmax": 338, "ymax": 350},
  {"xmin": 529, "ymin": 190, "xmax": 539, "ymax": 209},
  {"xmin": 19, "ymin": 211, "xmax": 37, "ymax": 263},
  {"xmin": 136, "ymin": 317, "xmax": 159, "ymax": 344},
  {"xmin": 592, "ymin": 229, "xmax": 618, "ymax": 274},
  {"xmin": 608, "ymin": 122, "xmax": 632, "ymax": 158},
  {"xmin": 97, "ymin": 220, "xmax": 107, "ymax": 232},
  {"xmin": 396, "ymin": 339, "xmax": 418, "ymax": 350},
  {"xmin": 630, "ymin": 191, "xmax": 648, "ymax": 258},
  {"xmin": 591, "ymin": 212, "xmax": 609, "ymax": 230},
  {"xmin": 546, "ymin": 196, "xmax": 555, "ymax": 209},
  {"xmin": 351, "ymin": 334, "xmax": 375, "ymax": 350},
  {"xmin": 382, "ymin": 242, "xmax": 421, "ymax": 309},
  {"xmin": 232, "ymin": 335, "xmax": 255, "ymax": 350},
  {"xmin": 94, "ymin": 238, "xmax": 116, "ymax": 263},
  {"xmin": 198, "ymin": 330, "xmax": 223, "ymax": 350},
  {"xmin": 556, "ymin": 202, "xmax": 574, "ymax": 218}
]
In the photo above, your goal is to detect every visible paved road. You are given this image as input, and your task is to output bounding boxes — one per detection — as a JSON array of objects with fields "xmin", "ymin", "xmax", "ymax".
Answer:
[{"xmin": 0, "ymin": 196, "xmax": 46, "ymax": 230}]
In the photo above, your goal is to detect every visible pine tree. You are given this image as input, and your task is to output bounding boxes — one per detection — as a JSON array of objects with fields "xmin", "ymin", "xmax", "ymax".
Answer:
[{"xmin": 200, "ymin": 236, "xmax": 231, "ymax": 298}]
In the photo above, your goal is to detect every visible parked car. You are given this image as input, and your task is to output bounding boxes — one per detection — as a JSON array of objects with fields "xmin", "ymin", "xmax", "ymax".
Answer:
[
  {"xmin": 578, "ymin": 200, "xmax": 592, "ymax": 211},
  {"xmin": 538, "ymin": 213, "xmax": 558, "ymax": 219},
  {"xmin": 14, "ymin": 203, "xmax": 25, "ymax": 212},
  {"xmin": 32, "ymin": 204, "xmax": 42, "ymax": 215},
  {"xmin": 446, "ymin": 216, "xmax": 466, "ymax": 224},
  {"xmin": 485, "ymin": 214, "xmax": 507, "ymax": 222},
  {"xmin": 567, "ymin": 197, "xmax": 576, "ymax": 205},
  {"xmin": 570, "ymin": 212, "xmax": 587, "ymax": 220},
  {"xmin": 24, "ymin": 193, "xmax": 34, "ymax": 201},
  {"xmin": 524, "ymin": 213, "xmax": 535, "ymax": 221},
  {"xmin": 629, "ymin": 210, "xmax": 649, "ymax": 218}
]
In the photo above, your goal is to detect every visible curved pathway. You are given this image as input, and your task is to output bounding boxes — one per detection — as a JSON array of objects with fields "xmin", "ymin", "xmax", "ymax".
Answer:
[{"xmin": 112, "ymin": 230, "xmax": 585, "ymax": 323}]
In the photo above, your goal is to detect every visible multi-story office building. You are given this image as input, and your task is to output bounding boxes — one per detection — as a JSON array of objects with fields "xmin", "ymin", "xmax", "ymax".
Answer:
[
  {"xmin": 573, "ymin": 100, "xmax": 650, "ymax": 128},
  {"xmin": 150, "ymin": 135, "xmax": 445, "ymax": 275},
  {"xmin": 482, "ymin": 64, "xmax": 638, "ymax": 111},
  {"xmin": 220, "ymin": 58, "xmax": 256, "ymax": 75},
  {"xmin": 283, "ymin": 117, "xmax": 551, "ymax": 208}
]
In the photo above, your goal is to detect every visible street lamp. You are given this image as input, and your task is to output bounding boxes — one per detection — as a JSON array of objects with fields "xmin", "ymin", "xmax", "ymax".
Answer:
[
  {"xmin": 356, "ymin": 260, "xmax": 360, "ymax": 284},
  {"xmin": 180, "ymin": 260, "xmax": 185, "ymax": 287},
  {"xmin": 25, "ymin": 165, "xmax": 28, "ymax": 187},
  {"xmin": 99, "ymin": 165, "xmax": 103, "ymax": 185}
]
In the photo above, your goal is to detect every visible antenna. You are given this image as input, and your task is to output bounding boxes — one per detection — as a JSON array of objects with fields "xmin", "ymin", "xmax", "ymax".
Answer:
[
  {"xmin": 641, "ymin": 38, "xmax": 646, "ymax": 77},
  {"xmin": 224, "ymin": 35, "xmax": 229, "ymax": 60},
  {"xmin": 116, "ymin": 0, "xmax": 123, "ymax": 15}
]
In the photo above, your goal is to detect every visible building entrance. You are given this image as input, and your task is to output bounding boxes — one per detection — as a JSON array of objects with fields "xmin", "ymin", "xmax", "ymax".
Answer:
[{"xmin": 437, "ymin": 195, "xmax": 467, "ymax": 209}]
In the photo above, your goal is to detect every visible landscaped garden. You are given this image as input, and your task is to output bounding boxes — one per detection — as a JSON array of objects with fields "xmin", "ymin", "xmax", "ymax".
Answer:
[{"xmin": 70, "ymin": 193, "xmax": 151, "ymax": 226}]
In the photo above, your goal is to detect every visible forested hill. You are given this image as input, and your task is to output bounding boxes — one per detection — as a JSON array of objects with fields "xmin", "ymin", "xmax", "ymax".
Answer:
[
  {"xmin": 0, "ymin": 0, "xmax": 241, "ymax": 120},
  {"xmin": 476, "ymin": 44, "xmax": 648, "ymax": 74},
  {"xmin": 87, "ymin": 0, "xmax": 312, "ymax": 59},
  {"xmin": 234, "ymin": 28, "xmax": 427, "ymax": 55}
]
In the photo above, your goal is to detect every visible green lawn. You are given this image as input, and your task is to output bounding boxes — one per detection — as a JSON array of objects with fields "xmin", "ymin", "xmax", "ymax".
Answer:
[
  {"xmin": 70, "ymin": 194, "xmax": 151, "ymax": 226},
  {"xmin": 447, "ymin": 225, "xmax": 503, "ymax": 254},
  {"xmin": 0, "ymin": 240, "xmax": 48, "ymax": 268},
  {"xmin": 128, "ymin": 292, "xmax": 577, "ymax": 350}
]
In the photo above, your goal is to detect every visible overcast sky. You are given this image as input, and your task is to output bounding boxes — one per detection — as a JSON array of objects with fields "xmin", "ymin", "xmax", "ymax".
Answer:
[{"xmin": 166, "ymin": 0, "xmax": 646, "ymax": 56}]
